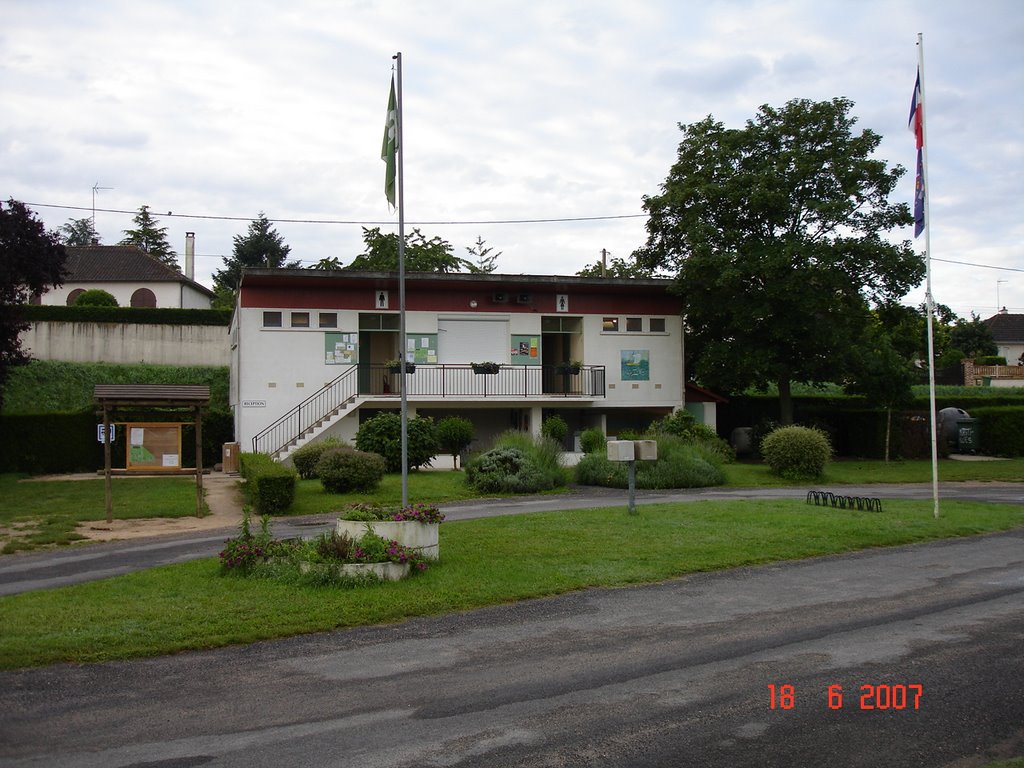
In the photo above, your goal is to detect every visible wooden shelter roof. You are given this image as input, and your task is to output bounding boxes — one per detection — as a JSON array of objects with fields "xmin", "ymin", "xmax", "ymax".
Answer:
[{"xmin": 93, "ymin": 385, "xmax": 210, "ymax": 408}]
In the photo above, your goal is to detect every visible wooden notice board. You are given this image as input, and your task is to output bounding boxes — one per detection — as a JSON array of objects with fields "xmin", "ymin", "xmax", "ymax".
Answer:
[{"xmin": 126, "ymin": 423, "xmax": 183, "ymax": 471}]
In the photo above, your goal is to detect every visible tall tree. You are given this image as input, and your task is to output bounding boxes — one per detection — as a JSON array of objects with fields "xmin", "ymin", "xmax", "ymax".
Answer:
[
  {"xmin": 119, "ymin": 205, "xmax": 177, "ymax": 270},
  {"xmin": 345, "ymin": 227, "xmax": 473, "ymax": 273},
  {"xmin": 59, "ymin": 217, "xmax": 101, "ymax": 246},
  {"xmin": 634, "ymin": 98, "xmax": 923, "ymax": 423},
  {"xmin": 212, "ymin": 213, "xmax": 297, "ymax": 296},
  {"xmin": 0, "ymin": 200, "xmax": 67, "ymax": 406},
  {"xmin": 950, "ymin": 313, "xmax": 998, "ymax": 359},
  {"xmin": 466, "ymin": 236, "xmax": 502, "ymax": 273},
  {"xmin": 576, "ymin": 255, "xmax": 658, "ymax": 279}
]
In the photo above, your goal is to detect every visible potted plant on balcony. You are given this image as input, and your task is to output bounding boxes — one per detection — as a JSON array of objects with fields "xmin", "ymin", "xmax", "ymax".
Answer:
[
  {"xmin": 471, "ymin": 361, "xmax": 500, "ymax": 374},
  {"xmin": 556, "ymin": 359, "xmax": 583, "ymax": 375},
  {"xmin": 385, "ymin": 358, "xmax": 415, "ymax": 374}
]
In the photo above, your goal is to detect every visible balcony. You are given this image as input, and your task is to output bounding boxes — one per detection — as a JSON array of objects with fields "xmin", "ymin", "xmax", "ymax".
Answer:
[{"xmin": 363, "ymin": 363, "xmax": 606, "ymax": 398}]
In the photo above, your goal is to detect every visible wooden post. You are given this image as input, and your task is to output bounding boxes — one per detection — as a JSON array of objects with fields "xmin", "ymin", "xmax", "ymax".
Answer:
[
  {"xmin": 102, "ymin": 405, "xmax": 113, "ymax": 524},
  {"xmin": 195, "ymin": 406, "xmax": 204, "ymax": 517}
]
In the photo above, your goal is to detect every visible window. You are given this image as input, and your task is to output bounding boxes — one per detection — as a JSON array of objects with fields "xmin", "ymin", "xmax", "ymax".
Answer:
[
  {"xmin": 602, "ymin": 317, "xmax": 619, "ymax": 332},
  {"xmin": 626, "ymin": 317, "xmax": 642, "ymax": 332},
  {"xmin": 541, "ymin": 316, "xmax": 582, "ymax": 333},
  {"xmin": 319, "ymin": 312, "xmax": 338, "ymax": 328},
  {"xmin": 130, "ymin": 288, "xmax": 157, "ymax": 308},
  {"xmin": 263, "ymin": 311, "xmax": 282, "ymax": 328},
  {"xmin": 290, "ymin": 312, "xmax": 310, "ymax": 328},
  {"xmin": 359, "ymin": 313, "xmax": 400, "ymax": 330},
  {"xmin": 649, "ymin": 318, "xmax": 666, "ymax": 333},
  {"xmin": 66, "ymin": 289, "xmax": 85, "ymax": 306}
]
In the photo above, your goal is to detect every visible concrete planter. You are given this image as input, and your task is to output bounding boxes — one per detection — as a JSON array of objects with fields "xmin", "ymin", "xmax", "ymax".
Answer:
[
  {"xmin": 335, "ymin": 519, "xmax": 440, "ymax": 560},
  {"xmin": 298, "ymin": 560, "xmax": 411, "ymax": 581}
]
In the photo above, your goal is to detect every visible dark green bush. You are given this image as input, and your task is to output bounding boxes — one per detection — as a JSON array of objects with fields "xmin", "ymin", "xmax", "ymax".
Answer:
[
  {"xmin": 580, "ymin": 427, "xmax": 606, "ymax": 454},
  {"xmin": 316, "ymin": 446, "xmax": 387, "ymax": 493},
  {"xmin": 975, "ymin": 356, "xmax": 1007, "ymax": 366},
  {"xmin": 21, "ymin": 305, "xmax": 232, "ymax": 326},
  {"xmin": 290, "ymin": 437, "xmax": 345, "ymax": 479},
  {"xmin": 355, "ymin": 412, "xmax": 438, "ymax": 472},
  {"xmin": 649, "ymin": 410, "xmax": 695, "ymax": 437},
  {"xmin": 541, "ymin": 415, "xmax": 569, "ymax": 445},
  {"xmin": 239, "ymin": 452, "xmax": 297, "ymax": 514},
  {"xmin": 973, "ymin": 406, "xmax": 1024, "ymax": 457},
  {"xmin": 74, "ymin": 289, "xmax": 118, "ymax": 307},
  {"xmin": 436, "ymin": 416, "xmax": 474, "ymax": 468},
  {"xmin": 760, "ymin": 425, "xmax": 832, "ymax": 481},
  {"xmin": 0, "ymin": 412, "xmax": 100, "ymax": 473}
]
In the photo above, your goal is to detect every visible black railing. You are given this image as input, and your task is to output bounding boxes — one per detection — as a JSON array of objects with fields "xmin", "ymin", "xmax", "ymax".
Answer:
[
  {"xmin": 252, "ymin": 363, "xmax": 606, "ymax": 457},
  {"xmin": 365, "ymin": 364, "xmax": 606, "ymax": 398},
  {"xmin": 252, "ymin": 366, "xmax": 359, "ymax": 456}
]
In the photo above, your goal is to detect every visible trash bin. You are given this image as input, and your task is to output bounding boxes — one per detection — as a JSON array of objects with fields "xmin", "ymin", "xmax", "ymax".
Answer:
[
  {"xmin": 956, "ymin": 418, "xmax": 978, "ymax": 455},
  {"xmin": 938, "ymin": 407, "xmax": 970, "ymax": 452},
  {"xmin": 222, "ymin": 442, "xmax": 241, "ymax": 473}
]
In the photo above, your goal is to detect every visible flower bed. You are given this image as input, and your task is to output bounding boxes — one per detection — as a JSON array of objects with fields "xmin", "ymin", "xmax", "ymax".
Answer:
[{"xmin": 336, "ymin": 503, "xmax": 444, "ymax": 560}]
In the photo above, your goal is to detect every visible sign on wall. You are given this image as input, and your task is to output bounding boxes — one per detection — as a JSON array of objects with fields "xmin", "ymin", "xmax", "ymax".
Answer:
[
  {"xmin": 621, "ymin": 349, "xmax": 650, "ymax": 381},
  {"xmin": 510, "ymin": 335, "xmax": 541, "ymax": 364},
  {"xmin": 325, "ymin": 332, "xmax": 359, "ymax": 365},
  {"xmin": 406, "ymin": 334, "xmax": 439, "ymax": 364}
]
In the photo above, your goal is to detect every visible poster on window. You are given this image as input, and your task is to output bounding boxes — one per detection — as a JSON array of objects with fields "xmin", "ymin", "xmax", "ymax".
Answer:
[{"xmin": 621, "ymin": 349, "xmax": 650, "ymax": 381}]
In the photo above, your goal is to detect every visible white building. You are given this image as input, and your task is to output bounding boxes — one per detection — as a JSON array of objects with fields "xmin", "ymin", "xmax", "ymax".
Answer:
[
  {"xmin": 231, "ymin": 270, "xmax": 694, "ymax": 459},
  {"xmin": 37, "ymin": 244, "xmax": 214, "ymax": 309}
]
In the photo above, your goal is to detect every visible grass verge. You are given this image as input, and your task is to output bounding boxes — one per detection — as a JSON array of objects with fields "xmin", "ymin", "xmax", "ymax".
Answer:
[
  {"xmin": 723, "ymin": 457, "xmax": 1024, "ymax": 487},
  {"xmin": 1, "ymin": 498, "xmax": 1021, "ymax": 670},
  {"xmin": 0, "ymin": 474, "xmax": 207, "ymax": 553}
]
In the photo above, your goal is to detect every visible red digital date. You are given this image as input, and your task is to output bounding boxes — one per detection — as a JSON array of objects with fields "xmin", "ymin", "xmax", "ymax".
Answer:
[{"xmin": 770, "ymin": 683, "xmax": 923, "ymax": 710}]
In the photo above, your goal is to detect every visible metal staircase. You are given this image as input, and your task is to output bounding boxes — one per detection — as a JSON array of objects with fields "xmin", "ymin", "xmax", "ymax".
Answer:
[{"xmin": 252, "ymin": 366, "xmax": 361, "ymax": 460}]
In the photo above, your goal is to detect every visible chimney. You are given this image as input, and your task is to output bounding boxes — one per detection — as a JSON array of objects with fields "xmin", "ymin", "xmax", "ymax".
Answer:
[{"xmin": 185, "ymin": 232, "xmax": 195, "ymax": 280}]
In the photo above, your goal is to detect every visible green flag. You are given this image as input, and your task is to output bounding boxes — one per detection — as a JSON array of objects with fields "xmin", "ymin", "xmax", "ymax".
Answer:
[{"xmin": 382, "ymin": 75, "xmax": 398, "ymax": 207}]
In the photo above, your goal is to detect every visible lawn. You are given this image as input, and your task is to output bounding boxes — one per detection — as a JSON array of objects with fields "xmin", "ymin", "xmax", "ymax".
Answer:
[
  {"xmin": 723, "ymin": 457, "xmax": 1024, "ymax": 487},
  {"xmin": 1, "ymin": 497, "xmax": 1022, "ymax": 670},
  {"xmin": 0, "ymin": 474, "xmax": 206, "ymax": 553}
]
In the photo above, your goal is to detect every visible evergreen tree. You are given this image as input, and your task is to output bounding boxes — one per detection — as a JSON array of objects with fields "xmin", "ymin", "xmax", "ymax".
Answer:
[
  {"xmin": 466, "ymin": 236, "xmax": 502, "ymax": 273},
  {"xmin": 60, "ymin": 217, "xmax": 101, "ymax": 246},
  {"xmin": 119, "ymin": 205, "xmax": 177, "ymax": 270},
  {"xmin": 213, "ymin": 213, "xmax": 296, "ymax": 294}
]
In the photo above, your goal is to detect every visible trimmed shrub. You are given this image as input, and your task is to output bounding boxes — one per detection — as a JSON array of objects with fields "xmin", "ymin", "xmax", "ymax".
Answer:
[
  {"xmin": 239, "ymin": 452, "xmax": 297, "ymax": 514},
  {"xmin": 760, "ymin": 425, "xmax": 832, "ymax": 481},
  {"xmin": 973, "ymin": 406, "xmax": 1024, "ymax": 457},
  {"xmin": 436, "ymin": 416, "xmax": 474, "ymax": 468},
  {"xmin": 355, "ymin": 412, "xmax": 438, "ymax": 472},
  {"xmin": 975, "ymin": 356, "xmax": 1007, "ymax": 366},
  {"xmin": 316, "ymin": 446, "xmax": 387, "ymax": 493},
  {"xmin": 73, "ymin": 289, "xmax": 118, "ymax": 307},
  {"xmin": 649, "ymin": 409, "xmax": 695, "ymax": 437},
  {"xmin": 580, "ymin": 427, "xmax": 606, "ymax": 454},
  {"xmin": 21, "ymin": 304, "xmax": 232, "ymax": 326},
  {"xmin": 465, "ymin": 431, "xmax": 565, "ymax": 494},
  {"xmin": 541, "ymin": 415, "xmax": 569, "ymax": 445},
  {"xmin": 290, "ymin": 437, "xmax": 345, "ymax": 479}
]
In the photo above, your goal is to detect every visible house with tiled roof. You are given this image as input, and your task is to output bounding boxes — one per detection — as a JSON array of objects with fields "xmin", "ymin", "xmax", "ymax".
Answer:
[
  {"xmin": 35, "ymin": 244, "xmax": 214, "ymax": 309},
  {"xmin": 983, "ymin": 309, "xmax": 1024, "ymax": 366}
]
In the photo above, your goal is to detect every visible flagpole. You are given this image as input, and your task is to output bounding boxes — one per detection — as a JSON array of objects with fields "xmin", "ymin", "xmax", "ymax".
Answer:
[
  {"xmin": 917, "ymin": 33, "xmax": 940, "ymax": 519},
  {"xmin": 394, "ymin": 51, "xmax": 409, "ymax": 508}
]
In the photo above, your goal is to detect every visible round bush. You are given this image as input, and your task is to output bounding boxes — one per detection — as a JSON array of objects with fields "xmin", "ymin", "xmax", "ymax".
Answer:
[
  {"xmin": 760, "ymin": 425, "xmax": 832, "ymax": 481},
  {"xmin": 74, "ymin": 289, "xmax": 118, "ymax": 307},
  {"xmin": 579, "ymin": 427, "xmax": 605, "ymax": 454},
  {"xmin": 465, "ymin": 434, "xmax": 565, "ymax": 494},
  {"xmin": 541, "ymin": 415, "xmax": 569, "ymax": 445},
  {"xmin": 355, "ymin": 412, "xmax": 438, "ymax": 472},
  {"xmin": 290, "ymin": 437, "xmax": 345, "ymax": 479},
  {"xmin": 316, "ymin": 446, "xmax": 387, "ymax": 493}
]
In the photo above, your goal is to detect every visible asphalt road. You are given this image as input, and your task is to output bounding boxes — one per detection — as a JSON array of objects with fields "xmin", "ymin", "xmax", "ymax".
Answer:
[
  {"xmin": 0, "ymin": 527, "xmax": 1021, "ymax": 768},
  {"xmin": 1, "ymin": 482, "xmax": 1022, "ymax": 596}
]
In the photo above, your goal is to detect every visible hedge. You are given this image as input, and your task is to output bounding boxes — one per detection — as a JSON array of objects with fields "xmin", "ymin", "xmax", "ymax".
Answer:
[
  {"xmin": 0, "ymin": 410, "xmax": 234, "ymax": 475},
  {"xmin": 21, "ymin": 305, "xmax": 232, "ymax": 326},
  {"xmin": 972, "ymin": 406, "xmax": 1024, "ymax": 457},
  {"xmin": 238, "ymin": 452, "xmax": 297, "ymax": 514}
]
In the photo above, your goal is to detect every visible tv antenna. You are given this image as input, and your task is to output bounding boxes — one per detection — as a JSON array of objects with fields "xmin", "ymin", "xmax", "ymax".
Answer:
[{"xmin": 91, "ymin": 183, "xmax": 113, "ymax": 227}]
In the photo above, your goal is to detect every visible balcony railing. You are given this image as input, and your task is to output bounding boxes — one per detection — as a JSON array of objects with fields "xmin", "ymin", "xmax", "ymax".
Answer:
[{"xmin": 365, "ymin": 363, "xmax": 606, "ymax": 398}]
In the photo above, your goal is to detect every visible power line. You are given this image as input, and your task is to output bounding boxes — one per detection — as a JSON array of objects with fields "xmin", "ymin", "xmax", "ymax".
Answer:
[
  {"xmin": 931, "ymin": 257, "xmax": 1024, "ymax": 274},
  {"xmin": 24, "ymin": 202, "xmax": 646, "ymax": 226}
]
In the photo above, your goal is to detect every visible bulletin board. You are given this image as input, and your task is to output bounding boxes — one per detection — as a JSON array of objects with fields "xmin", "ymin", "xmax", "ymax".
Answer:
[
  {"xmin": 406, "ymin": 333, "xmax": 439, "ymax": 364},
  {"xmin": 126, "ymin": 423, "xmax": 183, "ymax": 471},
  {"xmin": 325, "ymin": 332, "xmax": 359, "ymax": 365},
  {"xmin": 511, "ymin": 335, "xmax": 541, "ymax": 365}
]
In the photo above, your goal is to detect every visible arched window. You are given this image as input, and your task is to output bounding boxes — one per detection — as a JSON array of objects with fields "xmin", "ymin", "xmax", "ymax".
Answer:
[
  {"xmin": 66, "ymin": 289, "xmax": 85, "ymax": 306},
  {"xmin": 130, "ymin": 288, "xmax": 157, "ymax": 308}
]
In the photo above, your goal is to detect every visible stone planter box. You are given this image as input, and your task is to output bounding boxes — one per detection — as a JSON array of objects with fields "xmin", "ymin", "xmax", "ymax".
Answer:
[
  {"xmin": 335, "ymin": 519, "xmax": 439, "ymax": 559},
  {"xmin": 298, "ymin": 560, "xmax": 411, "ymax": 581}
]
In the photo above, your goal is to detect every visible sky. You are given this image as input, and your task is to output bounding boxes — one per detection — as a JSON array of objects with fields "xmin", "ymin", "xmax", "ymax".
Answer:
[{"xmin": 2, "ymin": 0, "xmax": 1022, "ymax": 319}]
